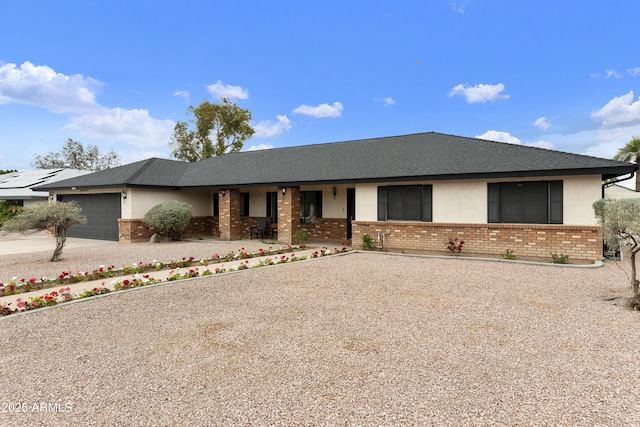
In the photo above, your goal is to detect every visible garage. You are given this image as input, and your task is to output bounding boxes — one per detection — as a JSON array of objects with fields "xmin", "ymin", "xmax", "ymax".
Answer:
[{"xmin": 58, "ymin": 194, "xmax": 121, "ymax": 241}]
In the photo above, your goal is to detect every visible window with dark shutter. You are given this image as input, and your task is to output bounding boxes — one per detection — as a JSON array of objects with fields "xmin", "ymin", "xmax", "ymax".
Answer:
[
  {"xmin": 487, "ymin": 180, "xmax": 562, "ymax": 224},
  {"xmin": 377, "ymin": 185, "xmax": 432, "ymax": 222},
  {"xmin": 240, "ymin": 193, "xmax": 249, "ymax": 216}
]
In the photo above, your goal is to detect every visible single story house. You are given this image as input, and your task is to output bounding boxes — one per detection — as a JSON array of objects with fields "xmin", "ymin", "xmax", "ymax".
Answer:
[
  {"xmin": 35, "ymin": 132, "xmax": 637, "ymax": 261},
  {"xmin": 0, "ymin": 168, "xmax": 90, "ymax": 207}
]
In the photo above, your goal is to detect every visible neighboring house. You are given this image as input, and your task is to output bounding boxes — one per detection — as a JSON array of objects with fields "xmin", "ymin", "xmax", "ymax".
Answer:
[
  {"xmin": 35, "ymin": 132, "xmax": 637, "ymax": 261},
  {"xmin": 0, "ymin": 168, "xmax": 90, "ymax": 207},
  {"xmin": 604, "ymin": 183, "xmax": 640, "ymax": 199}
]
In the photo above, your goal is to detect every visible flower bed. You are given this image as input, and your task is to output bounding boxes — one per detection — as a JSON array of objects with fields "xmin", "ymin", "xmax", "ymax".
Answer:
[{"xmin": 0, "ymin": 245, "xmax": 349, "ymax": 317}]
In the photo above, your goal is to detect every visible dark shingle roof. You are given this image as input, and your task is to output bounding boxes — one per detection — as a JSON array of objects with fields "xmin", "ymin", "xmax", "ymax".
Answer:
[{"xmin": 36, "ymin": 132, "xmax": 637, "ymax": 191}]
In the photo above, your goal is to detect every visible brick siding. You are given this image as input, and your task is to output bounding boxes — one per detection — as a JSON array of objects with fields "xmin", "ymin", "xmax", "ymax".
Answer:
[
  {"xmin": 299, "ymin": 218, "xmax": 348, "ymax": 241},
  {"xmin": 118, "ymin": 216, "xmax": 214, "ymax": 242},
  {"xmin": 352, "ymin": 221, "xmax": 602, "ymax": 261}
]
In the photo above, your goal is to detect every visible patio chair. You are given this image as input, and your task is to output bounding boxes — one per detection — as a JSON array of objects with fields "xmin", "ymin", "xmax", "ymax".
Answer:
[{"xmin": 251, "ymin": 218, "xmax": 267, "ymax": 239}]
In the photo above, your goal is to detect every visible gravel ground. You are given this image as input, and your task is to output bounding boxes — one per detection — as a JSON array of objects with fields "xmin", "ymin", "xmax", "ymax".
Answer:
[{"xmin": 1, "ymin": 237, "xmax": 639, "ymax": 426}]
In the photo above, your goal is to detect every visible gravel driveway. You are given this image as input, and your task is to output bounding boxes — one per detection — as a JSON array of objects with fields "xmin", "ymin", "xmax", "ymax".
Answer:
[{"xmin": 0, "ymin": 236, "xmax": 639, "ymax": 426}]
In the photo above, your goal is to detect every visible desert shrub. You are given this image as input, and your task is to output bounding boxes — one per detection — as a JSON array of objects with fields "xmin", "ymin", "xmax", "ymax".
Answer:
[
  {"xmin": 361, "ymin": 233, "xmax": 374, "ymax": 250},
  {"xmin": 551, "ymin": 252, "xmax": 569, "ymax": 264},
  {"xmin": 293, "ymin": 228, "xmax": 309, "ymax": 245},
  {"xmin": 503, "ymin": 248, "xmax": 516, "ymax": 260},
  {"xmin": 143, "ymin": 201, "xmax": 192, "ymax": 241}
]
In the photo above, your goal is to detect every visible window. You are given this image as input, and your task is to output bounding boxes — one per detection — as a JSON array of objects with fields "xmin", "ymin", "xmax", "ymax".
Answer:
[
  {"xmin": 488, "ymin": 181, "xmax": 562, "ymax": 224},
  {"xmin": 300, "ymin": 191, "xmax": 322, "ymax": 224},
  {"xmin": 240, "ymin": 193, "xmax": 249, "ymax": 217},
  {"xmin": 377, "ymin": 185, "xmax": 432, "ymax": 221},
  {"xmin": 266, "ymin": 191, "xmax": 278, "ymax": 223}
]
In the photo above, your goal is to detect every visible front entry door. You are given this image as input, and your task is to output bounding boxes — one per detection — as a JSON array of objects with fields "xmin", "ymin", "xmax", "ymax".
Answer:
[{"xmin": 346, "ymin": 188, "xmax": 355, "ymax": 240}]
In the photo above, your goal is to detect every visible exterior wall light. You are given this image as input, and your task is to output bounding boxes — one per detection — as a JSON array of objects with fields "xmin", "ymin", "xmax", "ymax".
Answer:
[
  {"xmin": 281, "ymin": 187, "xmax": 286, "ymax": 195},
  {"xmin": 122, "ymin": 190, "xmax": 127, "ymax": 200},
  {"xmin": 332, "ymin": 186, "xmax": 337, "ymax": 199},
  {"xmin": 221, "ymin": 189, "xmax": 226, "ymax": 197}
]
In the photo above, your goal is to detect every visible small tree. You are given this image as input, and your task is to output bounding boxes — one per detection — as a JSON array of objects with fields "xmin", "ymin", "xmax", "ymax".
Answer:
[
  {"xmin": 593, "ymin": 198, "xmax": 640, "ymax": 308},
  {"xmin": 2, "ymin": 201, "xmax": 87, "ymax": 261},
  {"xmin": 143, "ymin": 201, "xmax": 193, "ymax": 241}
]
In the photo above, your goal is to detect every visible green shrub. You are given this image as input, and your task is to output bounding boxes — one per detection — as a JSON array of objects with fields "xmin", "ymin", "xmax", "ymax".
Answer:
[
  {"xmin": 503, "ymin": 248, "xmax": 516, "ymax": 260},
  {"xmin": 143, "ymin": 201, "xmax": 192, "ymax": 241},
  {"xmin": 361, "ymin": 233, "xmax": 374, "ymax": 250},
  {"xmin": 293, "ymin": 228, "xmax": 309, "ymax": 245},
  {"xmin": 551, "ymin": 252, "xmax": 569, "ymax": 264}
]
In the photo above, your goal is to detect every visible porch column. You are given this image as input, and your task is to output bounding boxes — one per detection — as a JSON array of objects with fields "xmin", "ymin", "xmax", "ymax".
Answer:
[
  {"xmin": 219, "ymin": 189, "xmax": 242, "ymax": 241},
  {"xmin": 278, "ymin": 186, "xmax": 300, "ymax": 245}
]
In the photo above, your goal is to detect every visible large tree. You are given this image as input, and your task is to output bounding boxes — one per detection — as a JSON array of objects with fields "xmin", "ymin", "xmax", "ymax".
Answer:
[
  {"xmin": 169, "ymin": 97, "xmax": 255, "ymax": 162},
  {"xmin": 613, "ymin": 136, "xmax": 640, "ymax": 191},
  {"xmin": 33, "ymin": 138, "xmax": 120, "ymax": 171},
  {"xmin": 2, "ymin": 201, "xmax": 87, "ymax": 261},
  {"xmin": 593, "ymin": 198, "xmax": 640, "ymax": 309}
]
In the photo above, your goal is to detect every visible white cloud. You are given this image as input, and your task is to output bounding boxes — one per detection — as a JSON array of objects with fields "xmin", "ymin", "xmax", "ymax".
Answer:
[
  {"xmin": 253, "ymin": 114, "xmax": 292, "ymax": 138},
  {"xmin": 375, "ymin": 97, "xmax": 396, "ymax": 107},
  {"xmin": 628, "ymin": 67, "xmax": 640, "ymax": 76},
  {"xmin": 448, "ymin": 83, "xmax": 509, "ymax": 103},
  {"xmin": 65, "ymin": 107, "xmax": 175, "ymax": 148},
  {"xmin": 173, "ymin": 89, "xmax": 189, "ymax": 102},
  {"xmin": 579, "ymin": 123, "xmax": 640, "ymax": 159},
  {"xmin": 475, "ymin": 130, "xmax": 521, "ymax": 144},
  {"xmin": 0, "ymin": 61, "xmax": 102, "ymax": 113},
  {"xmin": 206, "ymin": 80, "xmax": 249, "ymax": 100},
  {"xmin": 245, "ymin": 143, "xmax": 275, "ymax": 152},
  {"xmin": 527, "ymin": 140, "xmax": 554, "ymax": 150},
  {"xmin": 534, "ymin": 116, "xmax": 551, "ymax": 130},
  {"xmin": 476, "ymin": 130, "xmax": 554, "ymax": 149},
  {"xmin": 605, "ymin": 69, "xmax": 622, "ymax": 79},
  {"xmin": 591, "ymin": 91, "xmax": 640, "ymax": 128},
  {"xmin": 292, "ymin": 102, "xmax": 343, "ymax": 118},
  {"xmin": 450, "ymin": 1, "xmax": 470, "ymax": 14}
]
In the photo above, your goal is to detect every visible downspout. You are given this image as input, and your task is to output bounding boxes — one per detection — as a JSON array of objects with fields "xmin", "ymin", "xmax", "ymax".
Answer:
[{"xmin": 601, "ymin": 172, "xmax": 635, "ymax": 198}]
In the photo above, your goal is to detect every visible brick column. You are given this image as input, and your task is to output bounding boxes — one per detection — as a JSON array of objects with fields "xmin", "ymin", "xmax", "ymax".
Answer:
[
  {"xmin": 278, "ymin": 186, "xmax": 300, "ymax": 245},
  {"xmin": 219, "ymin": 189, "xmax": 242, "ymax": 241}
]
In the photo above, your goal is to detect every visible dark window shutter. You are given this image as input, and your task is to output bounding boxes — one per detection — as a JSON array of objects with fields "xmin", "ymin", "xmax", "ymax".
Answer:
[
  {"xmin": 266, "ymin": 192, "xmax": 272, "ymax": 218},
  {"xmin": 523, "ymin": 181, "xmax": 548, "ymax": 223},
  {"xmin": 315, "ymin": 191, "xmax": 323, "ymax": 218},
  {"xmin": 488, "ymin": 183, "xmax": 500, "ymax": 223},
  {"xmin": 421, "ymin": 185, "xmax": 432, "ymax": 222},
  {"xmin": 377, "ymin": 186, "xmax": 387, "ymax": 221},
  {"xmin": 549, "ymin": 180, "xmax": 563, "ymax": 224}
]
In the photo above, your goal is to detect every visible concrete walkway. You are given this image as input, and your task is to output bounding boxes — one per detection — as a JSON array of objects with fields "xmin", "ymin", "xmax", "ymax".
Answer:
[{"xmin": 0, "ymin": 233, "xmax": 116, "ymax": 255}]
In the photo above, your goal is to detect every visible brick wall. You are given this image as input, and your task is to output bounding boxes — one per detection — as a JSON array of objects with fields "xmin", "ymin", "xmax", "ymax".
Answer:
[
  {"xmin": 299, "ymin": 218, "xmax": 348, "ymax": 241},
  {"xmin": 352, "ymin": 221, "xmax": 602, "ymax": 261},
  {"xmin": 278, "ymin": 186, "xmax": 300, "ymax": 244},
  {"xmin": 219, "ymin": 189, "xmax": 242, "ymax": 241},
  {"xmin": 118, "ymin": 216, "xmax": 214, "ymax": 242}
]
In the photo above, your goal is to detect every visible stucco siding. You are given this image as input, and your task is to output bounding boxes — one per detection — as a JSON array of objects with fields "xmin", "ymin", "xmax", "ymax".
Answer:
[
  {"xmin": 128, "ymin": 188, "xmax": 212, "ymax": 218},
  {"xmin": 432, "ymin": 181, "xmax": 486, "ymax": 223},
  {"xmin": 355, "ymin": 184, "xmax": 378, "ymax": 221},
  {"xmin": 356, "ymin": 175, "xmax": 603, "ymax": 226}
]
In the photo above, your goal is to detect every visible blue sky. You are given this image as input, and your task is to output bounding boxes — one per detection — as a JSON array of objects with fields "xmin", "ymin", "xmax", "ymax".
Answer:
[{"xmin": 1, "ymin": 0, "xmax": 640, "ymax": 176}]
